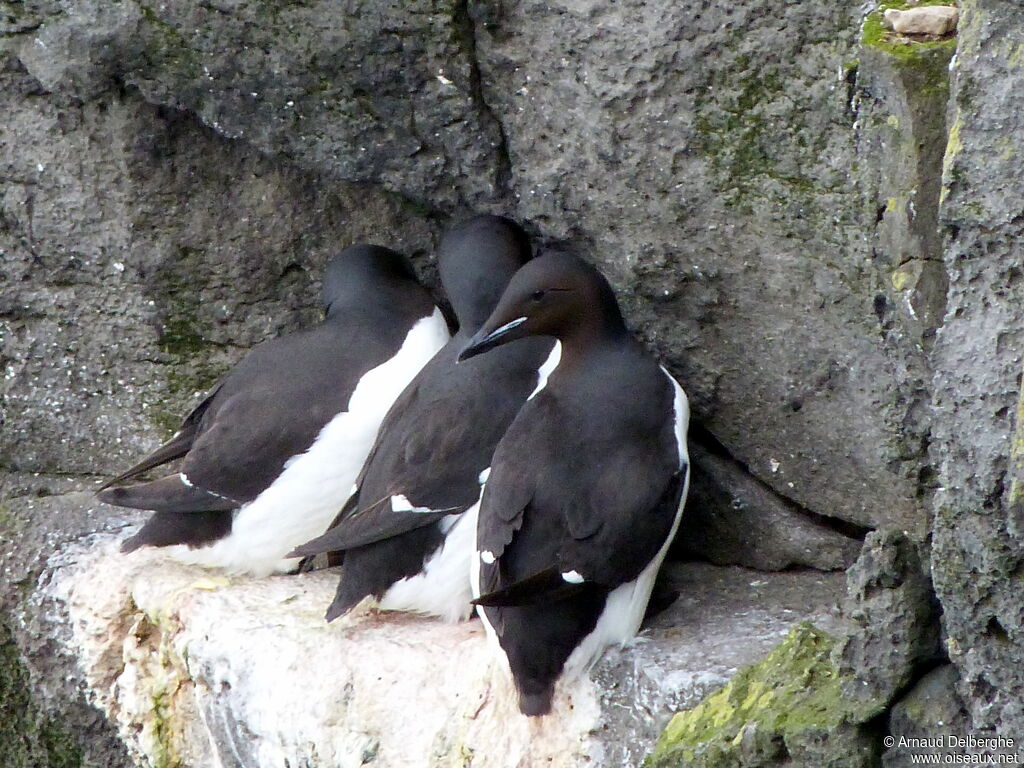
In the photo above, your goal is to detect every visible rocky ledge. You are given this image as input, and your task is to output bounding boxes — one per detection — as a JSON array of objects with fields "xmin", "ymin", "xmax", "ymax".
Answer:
[{"xmin": 2, "ymin": 483, "xmax": 848, "ymax": 768}]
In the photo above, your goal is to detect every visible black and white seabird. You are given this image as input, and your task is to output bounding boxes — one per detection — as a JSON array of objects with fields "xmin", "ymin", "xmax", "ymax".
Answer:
[
  {"xmin": 458, "ymin": 251, "xmax": 690, "ymax": 716},
  {"xmin": 97, "ymin": 245, "xmax": 450, "ymax": 576},
  {"xmin": 291, "ymin": 215, "xmax": 556, "ymax": 622}
]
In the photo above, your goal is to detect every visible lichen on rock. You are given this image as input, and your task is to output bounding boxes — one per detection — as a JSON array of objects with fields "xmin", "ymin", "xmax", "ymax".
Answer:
[
  {"xmin": 644, "ymin": 624, "xmax": 874, "ymax": 768},
  {"xmin": 647, "ymin": 529, "xmax": 944, "ymax": 766},
  {"xmin": 0, "ymin": 623, "xmax": 85, "ymax": 768}
]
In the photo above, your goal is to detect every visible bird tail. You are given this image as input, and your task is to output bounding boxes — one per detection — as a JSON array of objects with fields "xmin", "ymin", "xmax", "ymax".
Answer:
[
  {"xmin": 98, "ymin": 474, "xmax": 238, "ymax": 513},
  {"xmin": 97, "ymin": 384, "xmax": 222, "ymax": 491},
  {"xmin": 121, "ymin": 510, "xmax": 234, "ymax": 552}
]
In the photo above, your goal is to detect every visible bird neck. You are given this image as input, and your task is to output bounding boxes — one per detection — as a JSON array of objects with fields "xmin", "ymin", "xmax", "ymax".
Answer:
[
  {"xmin": 446, "ymin": 260, "xmax": 524, "ymax": 333},
  {"xmin": 453, "ymin": 291, "xmax": 507, "ymax": 333},
  {"xmin": 326, "ymin": 283, "xmax": 433, "ymax": 325},
  {"xmin": 554, "ymin": 318, "xmax": 630, "ymax": 370}
]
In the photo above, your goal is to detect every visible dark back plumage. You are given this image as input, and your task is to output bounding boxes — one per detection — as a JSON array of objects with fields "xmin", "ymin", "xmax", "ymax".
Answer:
[
  {"xmin": 462, "ymin": 252, "xmax": 690, "ymax": 715},
  {"xmin": 292, "ymin": 216, "xmax": 556, "ymax": 622},
  {"xmin": 99, "ymin": 244, "xmax": 444, "ymax": 568}
]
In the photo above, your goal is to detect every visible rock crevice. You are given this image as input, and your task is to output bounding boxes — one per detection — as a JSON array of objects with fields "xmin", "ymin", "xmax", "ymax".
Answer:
[{"xmin": 3, "ymin": 0, "xmax": 1024, "ymax": 764}]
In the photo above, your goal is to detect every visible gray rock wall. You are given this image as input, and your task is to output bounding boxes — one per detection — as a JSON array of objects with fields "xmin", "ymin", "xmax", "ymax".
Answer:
[
  {"xmin": 3, "ymin": 0, "xmax": 1024, "ymax": 764},
  {"xmin": 473, "ymin": 1, "xmax": 929, "ymax": 534},
  {"xmin": 3, "ymin": 0, "xmax": 938, "ymax": 536},
  {"xmin": 0, "ymin": 53, "xmax": 438, "ymax": 475},
  {"xmin": 931, "ymin": 0, "xmax": 1024, "ymax": 743}
]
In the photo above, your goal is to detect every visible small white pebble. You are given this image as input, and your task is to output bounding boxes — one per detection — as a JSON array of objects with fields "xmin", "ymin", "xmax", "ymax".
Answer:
[{"xmin": 883, "ymin": 6, "xmax": 958, "ymax": 36}]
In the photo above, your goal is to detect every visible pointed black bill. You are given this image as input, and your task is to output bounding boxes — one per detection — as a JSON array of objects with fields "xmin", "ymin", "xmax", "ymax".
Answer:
[{"xmin": 458, "ymin": 316, "xmax": 527, "ymax": 362}]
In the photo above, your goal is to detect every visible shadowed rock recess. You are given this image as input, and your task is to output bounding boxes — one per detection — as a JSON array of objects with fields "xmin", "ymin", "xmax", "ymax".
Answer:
[{"xmin": 1, "ymin": 0, "xmax": 1022, "ymax": 765}]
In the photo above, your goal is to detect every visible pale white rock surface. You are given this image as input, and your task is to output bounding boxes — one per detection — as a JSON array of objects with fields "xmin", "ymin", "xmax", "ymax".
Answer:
[
  {"xmin": 883, "ymin": 6, "xmax": 959, "ymax": 36},
  {"xmin": 8, "ymin": 490, "xmax": 848, "ymax": 768}
]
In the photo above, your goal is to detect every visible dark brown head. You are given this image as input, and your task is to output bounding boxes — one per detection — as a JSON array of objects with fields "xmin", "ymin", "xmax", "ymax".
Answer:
[
  {"xmin": 437, "ymin": 215, "xmax": 532, "ymax": 333},
  {"xmin": 322, "ymin": 245, "xmax": 421, "ymax": 318},
  {"xmin": 458, "ymin": 252, "xmax": 626, "ymax": 361}
]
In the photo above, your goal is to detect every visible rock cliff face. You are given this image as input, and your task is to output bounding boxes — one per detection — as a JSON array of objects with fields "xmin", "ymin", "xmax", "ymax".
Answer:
[
  {"xmin": 3, "ymin": 486, "xmax": 849, "ymax": 768},
  {"xmin": 930, "ymin": 0, "xmax": 1024, "ymax": 743},
  {"xmin": 2, "ymin": 0, "xmax": 1023, "ymax": 765}
]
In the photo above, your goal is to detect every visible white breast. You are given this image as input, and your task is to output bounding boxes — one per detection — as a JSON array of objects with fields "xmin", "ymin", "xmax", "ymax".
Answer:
[
  {"xmin": 379, "ymin": 500, "xmax": 479, "ymax": 623},
  {"xmin": 163, "ymin": 308, "xmax": 450, "ymax": 576},
  {"xmin": 527, "ymin": 341, "xmax": 562, "ymax": 400}
]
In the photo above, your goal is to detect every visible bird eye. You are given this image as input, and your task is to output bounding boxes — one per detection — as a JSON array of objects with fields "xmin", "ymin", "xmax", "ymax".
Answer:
[{"xmin": 530, "ymin": 290, "xmax": 545, "ymax": 302}]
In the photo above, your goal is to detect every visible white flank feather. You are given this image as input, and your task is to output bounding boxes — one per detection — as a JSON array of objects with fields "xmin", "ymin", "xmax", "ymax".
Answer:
[
  {"xmin": 527, "ymin": 341, "xmax": 561, "ymax": 401},
  {"xmin": 380, "ymin": 501, "xmax": 479, "ymax": 623},
  {"xmin": 163, "ymin": 309, "xmax": 449, "ymax": 576}
]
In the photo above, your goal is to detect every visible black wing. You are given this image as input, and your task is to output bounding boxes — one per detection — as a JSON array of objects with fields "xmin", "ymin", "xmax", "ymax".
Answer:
[
  {"xmin": 97, "ymin": 472, "xmax": 240, "ymax": 512},
  {"xmin": 294, "ymin": 338, "xmax": 550, "ymax": 555},
  {"xmin": 474, "ymin": 466, "xmax": 686, "ymax": 607},
  {"xmin": 178, "ymin": 321, "xmax": 405, "ymax": 504},
  {"xmin": 99, "ymin": 318, "xmax": 412, "ymax": 512},
  {"xmin": 477, "ymin": 368, "xmax": 683, "ymax": 605}
]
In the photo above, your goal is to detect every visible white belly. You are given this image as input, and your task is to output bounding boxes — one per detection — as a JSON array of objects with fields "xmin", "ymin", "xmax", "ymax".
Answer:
[
  {"xmin": 379, "ymin": 501, "xmax": 479, "ymax": 623},
  {"xmin": 164, "ymin": 309, "xmax": 449, "ymax": 576}
]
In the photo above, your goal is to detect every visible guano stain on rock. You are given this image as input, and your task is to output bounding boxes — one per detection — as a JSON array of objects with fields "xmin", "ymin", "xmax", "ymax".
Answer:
[{"xmin": 41, "ymin": 508, "xmax": 848, "ymax": 768}]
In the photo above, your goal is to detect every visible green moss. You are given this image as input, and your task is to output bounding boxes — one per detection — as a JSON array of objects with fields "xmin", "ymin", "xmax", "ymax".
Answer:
[
  {"xmin": 1007, "ymin": 42, "xmax": 1024, "ymax": 69},
  {"xmin": 149, "ymin": 687, "xmax": 180, "ymax": 768},
  {"xmin": 149, "ymin": 408, "xmax": 185, "ymax": 440},
  {"xmin": 940, "ymin": 109, "xmax": 964, "ymax": 203},
  {"xmin": 38, "ymin": 725, "xmax": 84, "ymax": 768},
  {"xmin": 126, "ymin": 613, "xmax": 189, "ymax": 768},
  {"xmin": 148, "ymin": 247, "xmax": 228, "ymax": 437},
  {"xmin": 137, "ymin": 3, "xmax": 204, "ymax": 82},
  {"xmin": 694, "ymin": 54, "xmax": 816, "ymax": 207},
  {"xmin": 943, "ymin": 111, "xmax": 962, "ymax": 160},
  {"xmin": 645, "ymin": 624, "xmax": 853, "ymax": 768},
  {"xmin": 0, "ymin": 503, "xmax": 15, "ymax": 534},
  {"xmin": 862, "ymin": 0, "xmax": 958, "ymax": 70},
  {"xmin": 891, "ymin": 265, "xmax": 913, "ymax": 291},
  {"xmin": 0, "ymin": 624, "xmax": 84, "ymax": 768},
  {"xmin": 1008, "ymin": 363, "xmax": 1024, "ymax": 506},
  {"xmin": 154, "ymin": 248, "xmax": 211, "ymax": 359},
  {"xmin": 400, "ymin": 194, "xmax": 441, "ymax": 221},
  {"xmin": 996, "ymin": 135, "xmax": 1016, "ymax": 162},
  {"xmin": 164, "ymin": 361, "xmax": 225, "ymax": 400}
]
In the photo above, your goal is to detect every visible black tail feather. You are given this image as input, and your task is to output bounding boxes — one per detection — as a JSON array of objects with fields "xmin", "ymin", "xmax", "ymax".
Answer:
[
  {"xmin": 325, "ymin": 579, "xmax": 364, "ymax": 623},
  {"xmin": 517, "ymin": 684, "xmax": 555, "ymax": 717},
  {"xmin": 121, "ymin": 510, "xmax": 233, "ymax": 551},
  {"xmin": 98, "ymin": 474, "xmax": 238, "ymax": 513},
  {"xmin": 472, "ymin": 567, "xmax": 589, "ymax": 608},
  {"xmin": 98, "ymin": 384, "xmax": 222, "ymax": 491},
  {"xmin": 97, "ymin": 432, "xmax": 195, "ymax": 491}
]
